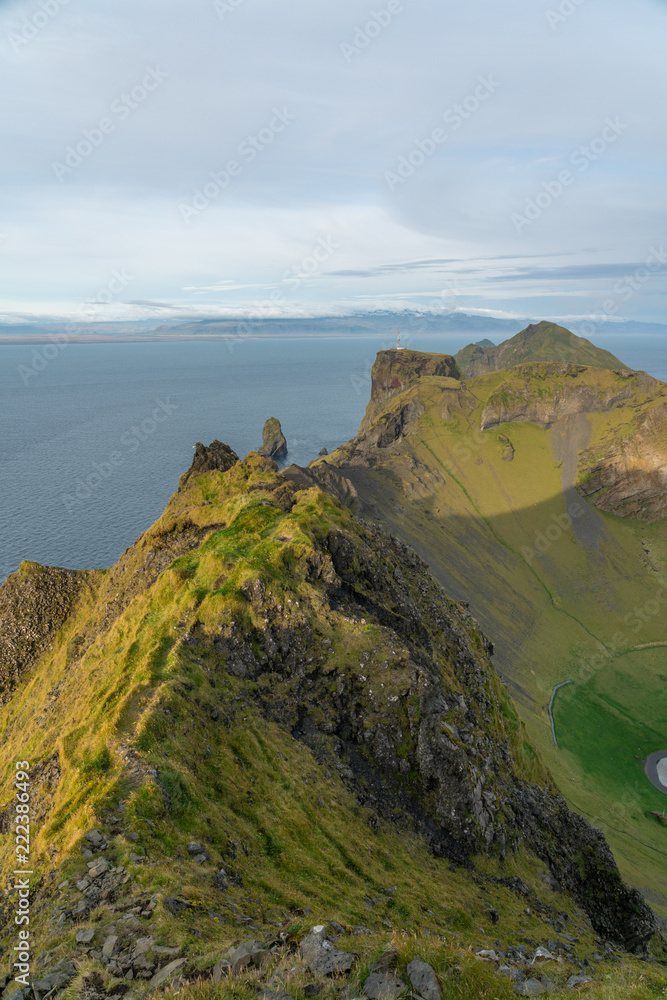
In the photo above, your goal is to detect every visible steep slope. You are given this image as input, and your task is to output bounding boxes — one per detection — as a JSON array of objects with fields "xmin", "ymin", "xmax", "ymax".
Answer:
[
  {"xmin": 310, "ymin": 353, "xmax": 667, "ymax": 914},
  {"xmin": 0, "ymin": 448, "xmax": 663, "ymax": 1000},
  {"xmin": 455, "ymin": 321, "xmax": 625, "ymax": 377}
]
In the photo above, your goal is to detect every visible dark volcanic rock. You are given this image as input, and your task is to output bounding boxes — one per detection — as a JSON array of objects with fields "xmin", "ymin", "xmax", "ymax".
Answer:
[
  {"xmin": 258, "ymin": 417, "xmax": 288, "ymax": 459},
  {"xmin": 179, "ymin": 440, "xmax": 239, "ymax": 488}
]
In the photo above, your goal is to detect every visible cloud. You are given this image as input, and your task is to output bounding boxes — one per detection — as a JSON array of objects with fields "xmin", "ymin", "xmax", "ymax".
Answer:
[{"xmin": 1, "ymin": 0, "xmax": 666, "ymax": 322}]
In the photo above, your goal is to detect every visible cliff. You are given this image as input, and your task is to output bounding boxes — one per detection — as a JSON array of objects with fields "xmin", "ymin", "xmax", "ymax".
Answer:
[
  {"xmin": 0, "ymin": 443, "xmax": 663, "ymax": 1000},
  {"xmin": 309, "ymin": 350, "xmax": 667, "ymax": 919},
  {"xmin": 359, "ymin": 349, "xmax": 460, "ymax": 432}
]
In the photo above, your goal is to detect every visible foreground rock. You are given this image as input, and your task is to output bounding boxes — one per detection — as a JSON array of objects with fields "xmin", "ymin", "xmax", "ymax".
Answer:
[
  {"xmin": 258, "ymin": 417, "xmax": 288, "ymax": 459},
  {"xmin": 363, "ymin": 971, "xmax": 407, "ymax": 999},
  {"xmin": 407, "ymin": 957, "xmax": 441, "ymax": 1000},
  {"xmin": 0, "ymin": 561, "xmax": 87, "ymax": 707},
  {"xmin": 299, "ymin": 926, "xmax": 355, "ymax": 976}
]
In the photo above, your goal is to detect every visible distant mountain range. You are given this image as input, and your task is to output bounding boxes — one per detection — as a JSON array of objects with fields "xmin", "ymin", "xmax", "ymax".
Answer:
[{"xmin": 1, "ymin": 310, "xmax": 666, "ymax": 342}]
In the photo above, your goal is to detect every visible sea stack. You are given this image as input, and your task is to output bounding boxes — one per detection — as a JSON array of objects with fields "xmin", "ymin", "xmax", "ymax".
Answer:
[{"xmin": 258, "ymin": 416, "xmax": 288, "ymax": 459}]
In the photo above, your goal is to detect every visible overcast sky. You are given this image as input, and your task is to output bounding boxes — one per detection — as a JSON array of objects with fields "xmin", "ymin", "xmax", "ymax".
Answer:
[{"xmin": 1, "ymin": 0, "xmax": 666, "ymax": 325}]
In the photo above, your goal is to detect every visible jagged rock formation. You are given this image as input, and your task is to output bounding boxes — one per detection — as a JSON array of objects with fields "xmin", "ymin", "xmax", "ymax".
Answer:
[
  {"xmin": 179, "ymin": 440, "xmax": 239, "ymax": 487},
  {"xmin": 258, "ymin": 417, "xmax": 287, "ymax": 459},
  {"xmin": 455, "ymin": 321, "xmax": 625, "ymax": 378},
  {"xmin": 360, "ymin": 349, "xmax": 460, "ymax": 432}
]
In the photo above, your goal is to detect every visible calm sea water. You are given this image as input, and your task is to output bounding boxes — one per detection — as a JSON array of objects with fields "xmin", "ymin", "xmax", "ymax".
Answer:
[{"xmin": 1, "ymin": 332, "xmax": 665, "ymax": 583}]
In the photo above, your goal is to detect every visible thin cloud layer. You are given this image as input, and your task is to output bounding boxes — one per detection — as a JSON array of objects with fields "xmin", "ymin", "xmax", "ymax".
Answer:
[{"xmin": 0, "ymin": 0, "xmax": 666, "ymax": 325}]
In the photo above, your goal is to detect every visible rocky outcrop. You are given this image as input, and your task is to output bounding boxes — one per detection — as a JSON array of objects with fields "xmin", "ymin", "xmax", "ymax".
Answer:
[
  {"xmin": 326, "ymin": 378, "xmax": 473, "ymax": 470},
  {"xmin": 0, "ymin": 442, "xmax": 659, "ymax": 983},
  {"xmin": 576, "ymin": 401, "xmax": 667, "ymax": 523},
  {"xmin": 357, "ymin": 396, "xmax": 426, "ymax": 458},
  {"xmin": 0, "ymin": 562, "xmax": 87, "ymax": 706},
  {"xmin": 203, "ymin": 472, "xmax": 655, "ymax": 951},
  {"xmin": 258, "ymin": 417, "xmax": 287, "ymax": 460},
  {"xmin": 454, "ymin": 342, "xmax": 497, "ymax": 378},
  {"xmin": 480, "ymin": 364, "xmax": 658, "ymax": 431},
  {"xmin": 179, "ymin": 440, "xmax": 239, "ymax": 487},
  {"xmin": 282, "ymin": 463, "xmax": 359, "ymax": 507},
  {"xmin": 456, "ymin": 321, "xmax": 625, "ymax": 377},
  {"xmin": 360, "ymin": 350, "xmax": 459, "ymax": 432}
]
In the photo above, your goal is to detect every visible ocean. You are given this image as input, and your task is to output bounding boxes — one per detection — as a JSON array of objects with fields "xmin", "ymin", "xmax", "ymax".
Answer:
[{"xmin": 1, "ymin": 332, "xmax": 666, "ymax": 583}]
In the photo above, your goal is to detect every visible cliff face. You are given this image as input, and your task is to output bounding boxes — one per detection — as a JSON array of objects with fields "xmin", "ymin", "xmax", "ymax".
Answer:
[
  {"xmin": 330, "ymin": 353, "xmax": 667, "ymax": 524},
  {"xmin": 576, "ymin": 399, "xmax": 667, "ymax": 523},
  {"xmin": 0, "ymin": 449, "xmax": 658, "ymax": 982},
  {"xmin": 455, "ymin": 321, "xmax": 625, "ymax": 377},
  {"xmin": 359, "ymin": 349, "xmax": 460, "ymax": 432},
  {"xmin": 0, "ymin": 562, "xmax": 89, "ymax": 707},
  {"xmin": 479, "ymin": 364, "xmax": 658, "ymax": 431}
]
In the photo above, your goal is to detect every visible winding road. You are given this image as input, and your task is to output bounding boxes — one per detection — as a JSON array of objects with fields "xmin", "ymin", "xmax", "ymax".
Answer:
[
  {"xmin": 645, "ymin": 751, "xmax": 667, "ymax": 796},
  {"xmin": 548, "ymin": 680, "xmax": 573, "ymax": 747}
]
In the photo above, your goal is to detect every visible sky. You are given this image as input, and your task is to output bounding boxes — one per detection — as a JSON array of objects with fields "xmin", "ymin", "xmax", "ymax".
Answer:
[{"xmin": 1, "ymin": 0, "xmax": 667, "ymax": 326}]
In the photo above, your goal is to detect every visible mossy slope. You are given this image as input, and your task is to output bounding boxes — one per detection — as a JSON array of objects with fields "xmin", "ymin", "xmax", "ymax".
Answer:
[{"xmin": 0, "ymin": 452, "xmax": 662, "ymax": 1000}]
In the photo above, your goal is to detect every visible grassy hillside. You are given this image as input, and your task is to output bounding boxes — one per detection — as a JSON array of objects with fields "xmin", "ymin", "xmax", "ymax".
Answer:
[
  {"xmin": 316, "ymin": 360, "xmax": 667, "ymax": 917},
  {"xmin": 1, "ymin": 452, "xmax": 665, "ymax": 1000},
  {"xmin": 455, "ymin": 321, "xmax": 626, "ymax": 376}
]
